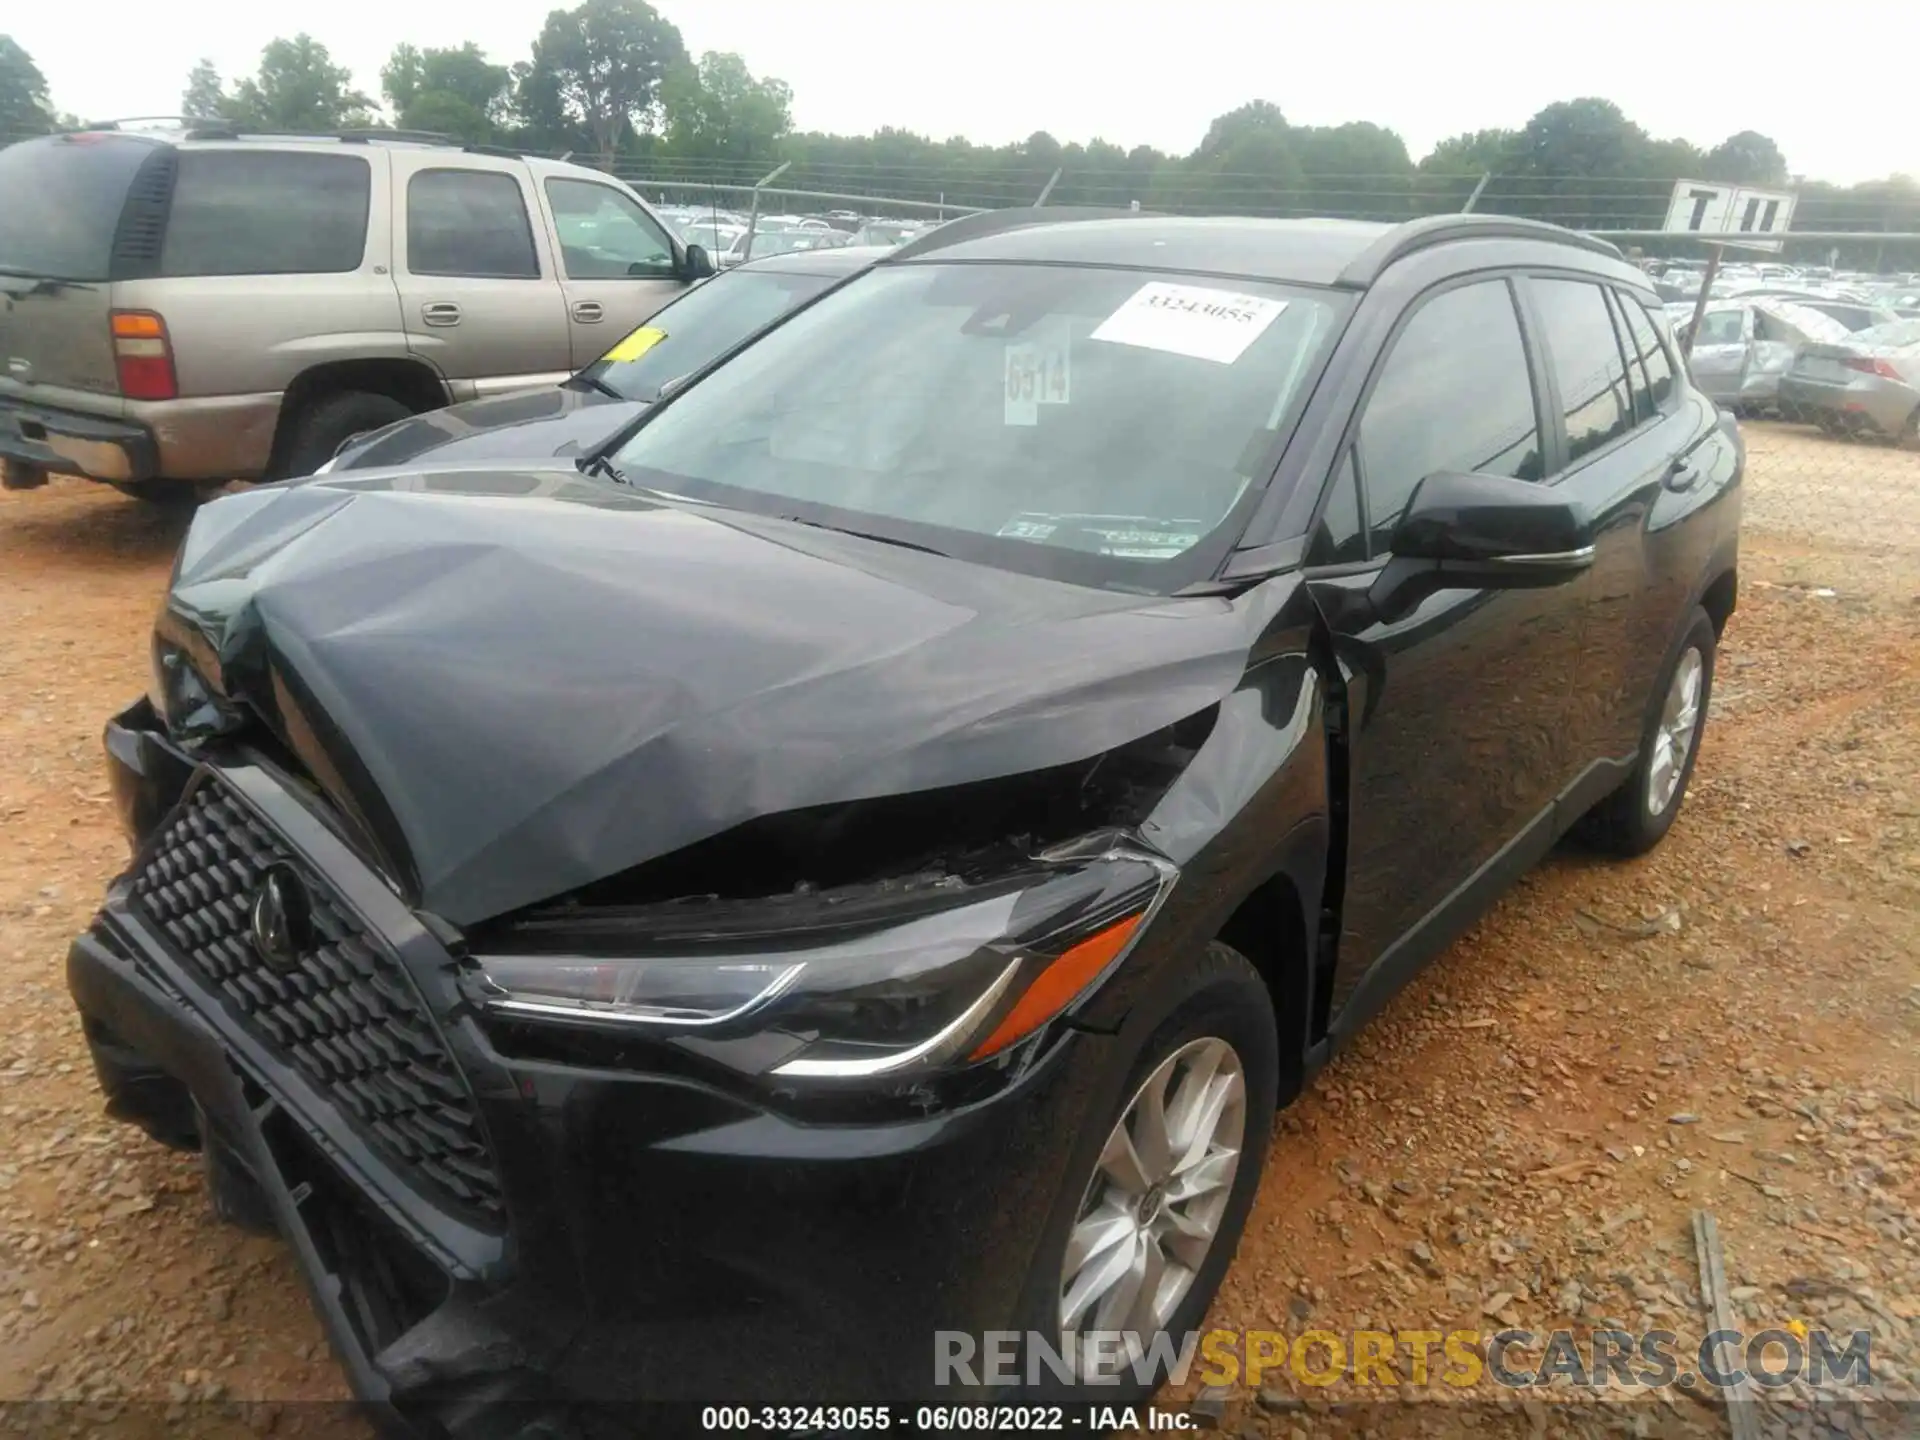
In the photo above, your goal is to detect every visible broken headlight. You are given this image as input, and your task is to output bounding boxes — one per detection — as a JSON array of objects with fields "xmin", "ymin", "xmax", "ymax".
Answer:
[
  {"xmin": 149, "ymin": 641, "xmax": 244, "ymax": 742},
  {"xmin": 475, "ymin": 846, "xmax": 1174, "ymax": 1081}
]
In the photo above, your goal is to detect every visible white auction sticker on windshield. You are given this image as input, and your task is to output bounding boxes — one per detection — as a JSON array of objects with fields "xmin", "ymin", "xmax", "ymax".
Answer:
[{"xmin": 1090, "ymin": 282, "xmax": 1288, "ymax": 364}]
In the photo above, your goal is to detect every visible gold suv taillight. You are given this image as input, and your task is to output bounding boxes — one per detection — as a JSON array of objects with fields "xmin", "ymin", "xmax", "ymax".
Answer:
[{"xmin": 110, "ymin": 310, "xmax": 178, "ymax": 401}]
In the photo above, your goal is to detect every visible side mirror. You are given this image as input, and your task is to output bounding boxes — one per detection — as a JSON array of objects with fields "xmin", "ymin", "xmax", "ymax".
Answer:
[
  {"xmin": 1367, "ymin": 472, "xmax": 1593, "ymax": 623},
  {"xmin": 683, "ymin": 243, "xmax": 715, "ymax": 280}
]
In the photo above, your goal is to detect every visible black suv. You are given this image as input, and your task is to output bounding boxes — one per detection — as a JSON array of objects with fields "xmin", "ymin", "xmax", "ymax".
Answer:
[{"xmin": 68, "ymin": 209, "xmax": 1739, "ymax": 1432}]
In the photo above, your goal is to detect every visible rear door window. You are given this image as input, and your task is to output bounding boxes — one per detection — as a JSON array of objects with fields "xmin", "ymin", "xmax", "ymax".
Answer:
[
  {"xmin": 1616, "ymin": 293, "xmax": 1677, "ymax": 416},
  {"xmin": 1531, "ymin": 278, "xmax": 1635, "ymax": 461},
  {"xmin": 1357, "ymin": 278, "xmax": 1543, "ymax": 553},
  {"xmin": 160, "ymin": 151, "xmax": 371, "ymax": 276},
  {"xmin": 407, "ymin": 170, "xmax": 540, "ymax": 279},
  {"xmin": 0, "ymin": 134, "xmax": 154, "ymax": 282},
  {"xmin": 1693, "ymin": 309, "xmax": 1746, "ymax": 347}
]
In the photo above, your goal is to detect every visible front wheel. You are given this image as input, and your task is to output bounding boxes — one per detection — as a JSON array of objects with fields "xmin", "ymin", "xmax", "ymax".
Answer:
[
  {"xmin": 1578, "ymin": 605, "xmax": 1717, "ymax": 856},
  {"xmin": 1015, "ymin": 942, "xmax": 1278, "ymax": 1402}
]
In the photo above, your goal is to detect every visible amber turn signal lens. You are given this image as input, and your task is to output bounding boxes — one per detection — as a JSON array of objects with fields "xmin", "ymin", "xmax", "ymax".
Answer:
[
  {"xmin": 110, "ymin": 311, "xmax": 165, "ymax": 338},
  {"xmin": 969, "ymin": 912, "xmax": 1143, "ymax": 1060}
]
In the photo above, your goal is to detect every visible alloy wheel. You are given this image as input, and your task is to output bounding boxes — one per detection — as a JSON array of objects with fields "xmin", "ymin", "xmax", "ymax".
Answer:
[
  {"xmin": 1646, "ymin": 646, "xmax": 1704, "ymax": 816},
  {"xmin": 1059, "ymin": 1036, "xmax": 1245, "ymax": 1372}
]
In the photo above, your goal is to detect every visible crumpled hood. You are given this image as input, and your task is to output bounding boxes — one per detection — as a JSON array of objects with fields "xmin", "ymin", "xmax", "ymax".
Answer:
[
  {"xmin": 334, "ymin": 388, "xmax": 646, "ymax": 473},
  {"xmin": 162, "ymin": 465, "xmax": 1283, "ymax": 924}
]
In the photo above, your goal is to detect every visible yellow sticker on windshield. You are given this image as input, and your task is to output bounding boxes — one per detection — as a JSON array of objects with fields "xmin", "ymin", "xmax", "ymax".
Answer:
[{"xmin": 603, "ymin": 327, "xmax": 666, "ymax": 363}]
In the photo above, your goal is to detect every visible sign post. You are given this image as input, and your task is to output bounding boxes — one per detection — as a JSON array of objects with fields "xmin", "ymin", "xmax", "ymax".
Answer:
[{"xmin": 1662, "ymin": 179, "xmax": 1798, "ymax": 359}]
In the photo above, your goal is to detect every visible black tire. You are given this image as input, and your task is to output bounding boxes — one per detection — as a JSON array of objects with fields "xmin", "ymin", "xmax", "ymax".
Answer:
[
  {"xmin": 1578, "ymin": 604, "xmax": 1717, "ymax": 857},
  {"xmin": 1900, "ymin": 406, "xmax": 1920, "ymax": 453},
  {"xmin": 1010, "ymin": 941, "xmax": 1279, "ymax": 1406},
  {"xmin": 277, "ymin": 391, "xmax": 412, "ymax": 478},
  {"xmin": 108, "ymin": 478, "xmax": 209, "ymax": 504}
]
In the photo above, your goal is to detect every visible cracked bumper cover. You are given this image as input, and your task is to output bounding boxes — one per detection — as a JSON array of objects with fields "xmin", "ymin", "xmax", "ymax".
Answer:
[{"xmin": 68, "ymin": 708, "xmax": 1111, "ymax": 1432}]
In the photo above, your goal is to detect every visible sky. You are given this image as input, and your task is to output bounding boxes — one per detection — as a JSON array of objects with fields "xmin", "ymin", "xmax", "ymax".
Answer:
[{"xmin": 13, "ymin": 0, "xmax": 1918, "ymax": 185}]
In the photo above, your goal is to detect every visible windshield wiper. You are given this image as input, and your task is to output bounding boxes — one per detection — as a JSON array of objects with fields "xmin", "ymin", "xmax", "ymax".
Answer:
[
  {"xmin": 563, "ymin": 371, "xmax": 624, "ymax": 400},
  {"xmin": 576, "ymin": 453, "xmax": 630, "ymax": 485},
  {"xmin": 779, "ymin": 515, "xmax": 950, "ymax": 559}
]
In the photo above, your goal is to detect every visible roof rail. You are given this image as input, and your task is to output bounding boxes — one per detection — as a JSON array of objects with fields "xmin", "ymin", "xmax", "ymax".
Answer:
[
  {"xmin": 337, "ymin": 128, "xmax": 455, "ymax": 145},
  {"xmin": 1337, "ymin": 214, "xmax": 1624, "ymax": 288},
  {"xmin": 81, "ymin": 115, "xmax": 202, "ymax": 130},
  {"xmin": 889, "ymin": 206, "xmax": 1151, "ymax": 262}
]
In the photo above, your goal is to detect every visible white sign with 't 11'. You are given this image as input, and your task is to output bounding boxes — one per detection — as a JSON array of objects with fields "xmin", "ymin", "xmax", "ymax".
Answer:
[{"xmin": 1662, "ymin": 179, "xmax": 1798, "ymax": 253}]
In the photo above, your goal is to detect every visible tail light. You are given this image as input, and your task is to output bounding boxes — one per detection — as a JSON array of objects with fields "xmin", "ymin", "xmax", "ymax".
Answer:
[
  {"xmin": 110, "ymin": 310, "xmax": 178, "ymax": 401},
  {"xmin": 1842, "ymin": 356, "xmax": 1903, "ymax": 381}
]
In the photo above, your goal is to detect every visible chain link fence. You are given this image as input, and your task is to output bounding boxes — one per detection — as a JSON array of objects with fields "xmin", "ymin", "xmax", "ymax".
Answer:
[
  {"xmin": 1735, "ymin": 416, "xmax": 1920, "ymax": 556},
  {"xmin": 3, "ymin": 125, "xmax": 1917, "ymax": 556}
]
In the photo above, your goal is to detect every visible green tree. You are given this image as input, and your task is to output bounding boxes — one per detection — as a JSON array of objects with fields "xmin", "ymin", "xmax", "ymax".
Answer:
[
  {"xmin": 1510, "ymin": 98, "xmax": 1648, "ymax": 178},
  {"xmin": 382, "ymin": 42, "xmax": 510, "ymax": 141},
  {"xmin": 180, "ymin": 59, "xmax": 227, "ymax": 122},
  {"xmin": 227, "ymin": 35, "xmax": 374, "ymax": 132},
  {"xmin": 381, "ymin": 44, "xmax": 425, "ymax": 113},
  {"xmin": 660, "ymin": 51, "xmax": 791, "ymax": 164},
  {"xmin": 1, "ymin": 35, "xmax": 54, "ymax": 137},
  {"xmin": 1185, "ymin": 103, "xmax": 1304, "ymax": 215},
  {"xmin": 1419, "ymin": 128, "xmax": 1518, "ymax": 175},
  {"xmin": 1291, "ymin": 121, "xmax": 1413, "ymax": 218},
  {"xmin": 1703, "ymin": 130, "xmax": 1788, "ymax": 186},
  {"xmin": 524, "ymin": 0, "xmax": 687, "ymax": 163}
]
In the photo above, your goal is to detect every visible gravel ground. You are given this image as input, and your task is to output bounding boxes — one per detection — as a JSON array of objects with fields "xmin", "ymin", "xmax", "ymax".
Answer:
[{"xmin": 1, "ymin": 422, "xmax": 1916, "ymax": 1438}]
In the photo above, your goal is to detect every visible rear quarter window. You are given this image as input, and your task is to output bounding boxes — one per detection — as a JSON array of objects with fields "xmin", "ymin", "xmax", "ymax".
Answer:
[
  {"xmin": 160, "ymin": 151, "xmax": 371, "ymax": 277},
  {"xmin": 0, "ymin": 134, "xmax": 155, "ymax": 282}
]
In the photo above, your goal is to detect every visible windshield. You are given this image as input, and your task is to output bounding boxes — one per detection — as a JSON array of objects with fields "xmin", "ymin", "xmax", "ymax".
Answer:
[
  {"xmin": 579, "ymin": 266, "xmax": 843, "ymax": 401},
  {"xmin": 0, "ymin": 134, "xmax": 154, "ymax": 282},
  {"xmin": 609, "ymin": 262, "xmax": 1349, "ymax": 591}
]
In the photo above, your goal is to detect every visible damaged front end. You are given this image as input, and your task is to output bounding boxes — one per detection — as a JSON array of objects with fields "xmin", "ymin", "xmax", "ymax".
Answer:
[
  {"xmin": 463, "ymin": 712, "xmax": 1213, "ymax": 1110},
  {"xmin": 67, "ymin": 471, "xmax": 1317, "ymax": 1428}
]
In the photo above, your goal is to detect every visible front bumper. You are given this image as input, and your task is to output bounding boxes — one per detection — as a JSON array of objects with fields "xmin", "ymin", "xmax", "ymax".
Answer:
[
  {"xmin": 0, "ymin": 393, "xmax": 158, "ymax": 485},
  {"xmin": 70, "ymin": 708, "xmax": 1107, "ymax": 1431}
]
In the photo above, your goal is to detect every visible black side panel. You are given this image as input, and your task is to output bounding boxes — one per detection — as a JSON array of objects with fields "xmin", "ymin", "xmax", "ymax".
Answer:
[{"xmin": 111, "ymin": 146, "xmax": 179, "ymax": 281}]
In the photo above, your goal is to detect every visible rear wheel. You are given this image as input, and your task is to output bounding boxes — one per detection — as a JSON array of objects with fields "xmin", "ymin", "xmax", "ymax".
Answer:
[
  {"xmin": 1578, "ymin": 605, "xmax": 1717, "ymax": 856},
  {"xmin": 277, "ymin": 391, "xmax": 412, "ymax": 479},
  {"xmin": 1901, "ymin": 406, "xmax": 1920, "ymax": 452}
]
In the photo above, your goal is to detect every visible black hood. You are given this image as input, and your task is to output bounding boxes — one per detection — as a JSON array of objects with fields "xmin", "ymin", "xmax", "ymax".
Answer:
[
  {"xmin": 162, "ymin": 465, "xmax": 1286, "ymax": 924},
  {"xmin": 334, "ymin": 387, "xmax": 647, "ymax": 473}
]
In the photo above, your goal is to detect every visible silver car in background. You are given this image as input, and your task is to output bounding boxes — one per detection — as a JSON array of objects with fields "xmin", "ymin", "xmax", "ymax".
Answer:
[
  {"xmin": 1777, "ymin": 320, "xmax": 1920, "ymax": 442},
  {"xmin": 1677, "ymin": 297, "xmax": 1850, "ymax": 416}
]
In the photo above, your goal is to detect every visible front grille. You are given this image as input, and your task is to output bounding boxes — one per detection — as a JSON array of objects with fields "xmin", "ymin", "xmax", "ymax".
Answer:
[{"xmin": 129, "ymin": 778, "xmax": 505, "ymax": 1225}]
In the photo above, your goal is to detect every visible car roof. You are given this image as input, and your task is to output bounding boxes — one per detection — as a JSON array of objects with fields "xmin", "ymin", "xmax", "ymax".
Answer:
[
  {"xmin": 917, "ymin": 215, "xmax": 1395, "ymax": 286},
  {"xmin": 894, "ymin": 209, "xmax": 1630, "ymax": 290},
  {"xmin": 736, "ymin": 245, "xmax": 892, "ymax": 276}
]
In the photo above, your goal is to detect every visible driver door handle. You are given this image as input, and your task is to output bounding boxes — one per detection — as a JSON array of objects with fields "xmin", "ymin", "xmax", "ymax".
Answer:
[
  {"xmin": 421, "ymin": 302, "xmax": 461, "ymax": 328},
  {"xmin": 572, "ymin": 301, "xmax": 604, "ymax": 323}
]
